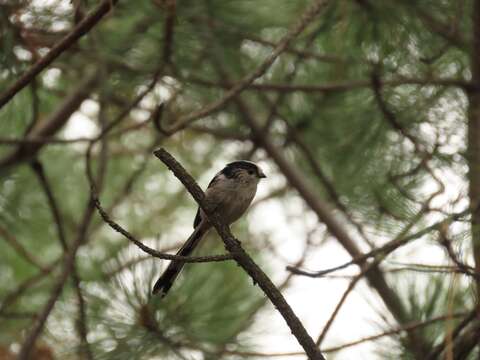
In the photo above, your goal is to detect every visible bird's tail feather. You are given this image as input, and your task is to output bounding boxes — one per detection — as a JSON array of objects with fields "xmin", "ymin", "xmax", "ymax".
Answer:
[{"xmin": 152, "ymin": 225, "xmax": 207, "ymax": 297}]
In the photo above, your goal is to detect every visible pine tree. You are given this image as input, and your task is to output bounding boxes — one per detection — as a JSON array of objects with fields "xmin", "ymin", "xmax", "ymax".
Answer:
[{"xmin": 0, "ymin": 0, "xmax": 478, "ymax": 359}]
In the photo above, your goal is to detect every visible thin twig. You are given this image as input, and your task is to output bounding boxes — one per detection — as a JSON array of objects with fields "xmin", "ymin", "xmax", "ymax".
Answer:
[
  {"xmin": 0, "ymin": 136, "xmax": 92, "ymax": 145},
  {"xmin": 316, "ymin": 259, "xmax": 380, "ymax": 345},
  {"xmin": 90, "ymin": 191, "xmax": 233, "ymax": 263},
  {"xmin": 287, "ymin": 208, "xmax": 469, "ymax": 277},
  {"xmin": 185, "ymin": 76, "xmax": 471, "ymax": 93}
]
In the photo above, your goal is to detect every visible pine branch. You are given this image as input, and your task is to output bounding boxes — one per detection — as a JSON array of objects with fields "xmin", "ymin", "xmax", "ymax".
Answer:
[
  {"xmin": 164, "ymin": 0, "xmax": 329, "ymax": 133},
  {"xmin": 0, "ymin": 0, "xmax": 118, "ymax": 109}
]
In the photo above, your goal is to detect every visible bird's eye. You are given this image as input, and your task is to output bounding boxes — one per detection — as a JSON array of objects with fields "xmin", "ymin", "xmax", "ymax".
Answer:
[{"xmin": 248, "ymin": 170, "xmax": 254, "ymax": 175}]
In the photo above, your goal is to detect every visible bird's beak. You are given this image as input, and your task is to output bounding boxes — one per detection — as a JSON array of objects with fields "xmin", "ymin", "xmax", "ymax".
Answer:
[{"xmin": 258, "ymin": 170, "xmax": 267, "ymax": 179}]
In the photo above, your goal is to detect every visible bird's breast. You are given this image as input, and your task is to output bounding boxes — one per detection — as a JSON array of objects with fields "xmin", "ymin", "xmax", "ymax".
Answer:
[{"xmin": 206, "ymin": 180, "xmax": 257, "ymax": 225}]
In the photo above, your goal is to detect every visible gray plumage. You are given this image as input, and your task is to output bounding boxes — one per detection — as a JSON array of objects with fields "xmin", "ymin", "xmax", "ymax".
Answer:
[{"xmin": 152, "ymin": 160, "xmax": 266, "ymax": 297}]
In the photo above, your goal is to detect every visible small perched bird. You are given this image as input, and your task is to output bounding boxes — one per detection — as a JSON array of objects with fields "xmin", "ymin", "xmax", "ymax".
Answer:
[{"xmin": 152, "ymin": 160, "xmax": 266, "ymax": 297}]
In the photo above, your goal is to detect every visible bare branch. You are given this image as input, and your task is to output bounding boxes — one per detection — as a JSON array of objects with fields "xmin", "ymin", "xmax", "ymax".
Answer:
[
  {"xmin": 90, "ymin": 190, "xmax": 233, "ymax": 263},
  {"xmin": 287, "ymin": 208, "xmax": 469, "ymax": 278}
]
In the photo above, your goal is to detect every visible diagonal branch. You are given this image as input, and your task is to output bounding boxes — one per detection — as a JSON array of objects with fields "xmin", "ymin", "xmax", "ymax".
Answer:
[
  {"xmin": 154, "ymin": 148, "xmax": 326, "ymax": 360},
  {"xmin": 30, "ymin": 160, "xmax": 68, "ymax": 250},
  {"xmin": 0, "ymin": 0, "xmax": 118, "ymax": 109}
]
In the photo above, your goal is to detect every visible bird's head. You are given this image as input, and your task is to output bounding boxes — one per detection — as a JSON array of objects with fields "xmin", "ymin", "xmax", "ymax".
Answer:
[{"xmin": 222, "ymin": 160, "xmax": 267, "ymax": 183}]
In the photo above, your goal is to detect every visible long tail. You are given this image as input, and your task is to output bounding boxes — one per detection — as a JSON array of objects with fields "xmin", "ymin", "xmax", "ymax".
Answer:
[{"xmin": 152, "ymin": 224, "xmax": 208, "ymax": 297}]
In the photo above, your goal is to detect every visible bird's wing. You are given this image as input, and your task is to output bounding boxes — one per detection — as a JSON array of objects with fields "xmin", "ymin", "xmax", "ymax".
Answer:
[{"xmin": 193, "ymin": 171, "xmax": 224, "ymax": 228}]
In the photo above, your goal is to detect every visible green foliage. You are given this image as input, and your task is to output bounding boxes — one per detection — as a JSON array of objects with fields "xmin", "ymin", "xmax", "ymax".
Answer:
[
  {"xmin": 0, "ymin": 0, "xmax": 477, "ymax": 358},
  {"xmin": 376, "ymin": 274, "xmax": 473, "ymax": 359},
  {"xmin": 77, "ymin": 242, "xmax": 263, "ymax": 359}
]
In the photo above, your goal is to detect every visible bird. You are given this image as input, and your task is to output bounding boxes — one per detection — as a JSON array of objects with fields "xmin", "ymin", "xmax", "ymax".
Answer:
[{"xmin": 152, "ymin": 160, "xmax": 267, "ymax": 297}]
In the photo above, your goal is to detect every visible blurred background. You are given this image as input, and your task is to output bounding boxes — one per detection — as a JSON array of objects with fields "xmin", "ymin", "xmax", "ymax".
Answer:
[{"xmin": 0, "ymin": 0, "xmax": 478, "ymax": 359}]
